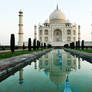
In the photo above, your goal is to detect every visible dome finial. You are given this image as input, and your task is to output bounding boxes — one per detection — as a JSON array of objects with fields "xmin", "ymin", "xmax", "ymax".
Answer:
[{"xmin": 57, "ymin": 4, "xmax": 58, "ymax": 10}]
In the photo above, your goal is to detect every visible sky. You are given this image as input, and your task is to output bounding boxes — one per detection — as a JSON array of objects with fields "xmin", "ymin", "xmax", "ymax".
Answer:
[{"xmin": 0, "ymin": 0, "xmax": 92, "ymax": 45}]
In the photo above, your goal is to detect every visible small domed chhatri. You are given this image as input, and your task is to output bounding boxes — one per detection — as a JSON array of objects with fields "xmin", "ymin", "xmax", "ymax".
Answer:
[
  {"xmin": 49, "ymin": 5, "xmax": 66, "ymax": 23},
  {"xmin": 38, "ymin": 5, "xmax": 77, "ymax": 47},
  {"xmin": 19, "ymin": 9, "xmax": 23, "ymax": 14}
]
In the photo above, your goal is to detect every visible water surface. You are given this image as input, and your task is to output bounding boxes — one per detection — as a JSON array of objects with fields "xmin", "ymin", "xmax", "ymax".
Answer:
[{"xmin": 0, "ymin": 49, "xmax": 92, "ymax": 92}]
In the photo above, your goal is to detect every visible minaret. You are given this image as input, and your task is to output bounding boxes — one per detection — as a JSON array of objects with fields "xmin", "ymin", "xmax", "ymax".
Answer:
[
  {"xmin": 18, "ymin": 9, "xmax": 24, "ymax": 46},
  {"xmin": 57, "ymin": 4, "xmax": 58, "ymax": 10},
  {"xmin": 34, "ymin": 25, "xmax": 37, "ymax": 40},
  {"xmin": 78, "ymin": 25, "xmax": 80, "ymax": 41},
  {"xmin": 91, "ymin": 31, "xmax": 92, "ymax": 41},
  {"xmin": 78, "ymin": 58, "xmax": 81, "ymax": 69},
  {"xmin": 91, "ymin": 24, "xmax": 92, "ymax": 41},
  {"xmin": 34, "ymin": 61, "xmax": 37, "ymax": 69}
]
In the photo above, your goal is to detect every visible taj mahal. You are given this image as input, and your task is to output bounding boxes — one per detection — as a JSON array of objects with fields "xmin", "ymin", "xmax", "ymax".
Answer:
[
  {"xmin": 38, "ymin": 5, "xmax": 77, "ymax": 47},
  {"xmin": 18, "ymin": 5, "xmax": 81, "ymax": 47}
]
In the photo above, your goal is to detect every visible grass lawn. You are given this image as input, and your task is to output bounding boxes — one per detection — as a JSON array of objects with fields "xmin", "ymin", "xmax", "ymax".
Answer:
[
  {"xmin": 0, "ymin": 48, "xmax": 47, "ymax": 60},
  {"xmin": 0, "ymin": 48, "xmax": 10, "ymax": 50},
  {"xmin": 78, "ymin": 49, "xmax": 92, "ymax": 53},
  {"xmin": 75, "ymin": 49, "xmax": 92, "ymax": 53}
]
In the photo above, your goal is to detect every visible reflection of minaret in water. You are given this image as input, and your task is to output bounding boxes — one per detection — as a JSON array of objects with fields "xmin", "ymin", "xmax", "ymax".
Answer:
[
  {"xmin": 19, "ymin": 69, "xmax": 23, "ymax": 84},
  {"xmin": 34, "ymin": 61, "xmax": 37, "ymax": 70},
  {"xmin": 78, "ymin": 58, "xmax": 81, "ymax": 69},
  {"xmin": 64, "ymin": 75, "xmax": 72, "ymax": 92}
]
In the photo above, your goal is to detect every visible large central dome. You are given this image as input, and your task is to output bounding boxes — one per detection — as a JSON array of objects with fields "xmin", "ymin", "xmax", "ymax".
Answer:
[{"xmin": 49, "ymin": 5, "xmax": 66, "ymax": 23}]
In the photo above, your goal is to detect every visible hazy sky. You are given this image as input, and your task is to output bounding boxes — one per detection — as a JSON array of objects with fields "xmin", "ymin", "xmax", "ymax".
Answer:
[{"xmin": 0, "ymin": 0, "xmax": 92, "ymax": 45}]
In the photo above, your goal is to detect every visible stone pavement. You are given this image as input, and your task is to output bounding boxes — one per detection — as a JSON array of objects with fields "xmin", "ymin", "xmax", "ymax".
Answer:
[
  {"xmin": 64, "ymin": 48, "xmax": 92, "ymax": 62},
  {"xmin": 0, "ymin": 49, "xmax": 52, "ymax": 71},
  {"xmin": 0, "ymin": 49, "xmax": 24, "ymax": 53}
]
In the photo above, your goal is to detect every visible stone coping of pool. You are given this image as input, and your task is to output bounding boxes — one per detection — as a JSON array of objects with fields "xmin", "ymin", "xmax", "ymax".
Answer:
[
  {"xmin": 0, "ymin": 49, "xmax": 52, "ymax": 71},
  {"xmin": 64, "ymin": 48, "xmax": 92, "ymax": 62}
]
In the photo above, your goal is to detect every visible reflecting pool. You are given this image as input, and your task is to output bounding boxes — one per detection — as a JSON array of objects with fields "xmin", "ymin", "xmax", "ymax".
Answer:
[{"xmin": 0, "ymin": 49, "xmax": 92, "ymax": 92}]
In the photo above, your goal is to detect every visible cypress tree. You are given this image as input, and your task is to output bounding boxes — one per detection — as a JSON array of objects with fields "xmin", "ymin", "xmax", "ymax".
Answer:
[
  {"xmin": 81, "ymin": 40, "xmax": 84, "ymax": 50},
  {"xmin": 72, "ymin": 42, "xmax": 74, "ymax": 49},
  {"xmin": 44, "ymin": 43, "xmax": 46, "ymax": 48},
  {"xmin": 33, "ymin": 39, "xmax": 36, "ymax": 50},
  {"xmin": 78, "ymin": 40, "xmax": 80, "ymax": 49},
  {"xmin": 39, "ymin": 41, "xmax": 40, "ymax": 48},
  {"xmin": 70, "ymin": 43, "xmax": 72, "ymax": 49},
  {"xmin": 64, "ymin": 44, "xmax": 68, "ymax": 48},
  {"xmin": 47, "ymin": 44, "xmax": 52, "ymax": 48},
  {"xmin": 37, "ymin": 40, "xmax": 39, "ymax": 49},
  {"xmin": 28, "ymin": 38, "xmax": 31, "ymax": 51},
  {"xmin": 10, "ymin": 34, "xmax": 15, "ymax": 53},
  {"xmin": 76, "ymin": 41, "xmax": 78, "ymax": 49},
  {"xmin": 23, "ymin": 42, "xmax": 25, "ymax": 50}
]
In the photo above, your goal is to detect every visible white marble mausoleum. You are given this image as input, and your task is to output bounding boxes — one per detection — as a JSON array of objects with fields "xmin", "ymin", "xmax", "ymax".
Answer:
[{"xmin": 38, "ymin": 5, "xmax": 76, "ymax": 46}]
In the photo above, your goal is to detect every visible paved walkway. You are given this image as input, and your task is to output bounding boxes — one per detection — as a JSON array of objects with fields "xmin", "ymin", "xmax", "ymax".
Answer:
[
  {"xmin": 0, "ymin": 49, "xmax": 52, "ymax": 71},
  {"xmin": 64, "ymin": 48, "xmax": 92, "ymax": 62},
  {"xmin": 0, "ymin": 49, "xmax": 25, "ymax": 53}
]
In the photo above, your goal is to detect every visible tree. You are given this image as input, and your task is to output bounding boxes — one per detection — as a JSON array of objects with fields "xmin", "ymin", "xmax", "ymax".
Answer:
[
  {"xmin": 44, "ymin": 43, "xmax": 46, "ymax": 48},
  {"xmin": 10, "ymin": 34, "xmax": 15, "ymax": 53},
  {"xmin": 39, "ymin": 41, "xmax": 40, "ymax": 48},
  {"xmin": 47, "ymin": 44, "xmax": 52, "ymax": 48},
  {"xmin": 70, "ymin": 43, "xmax": 72, "ymax": 49},
  {"xmin": 23, "ymin": 42, "xmax": 25, "ymax": 50},
  {"xmin": 78, "ymin": 40, "xmax": 80, "ymax": 49},
  {"xmin": 37, "ymin": 40, "xmax": 39, "ymax": 49},
  {"xmin": 64, "ymin": 44, "xmax": 69, "ymax": 48},
  {"xmin": 28, "ymin": 38, "xmax": 31, "ymax": 51},
  {"xmin": 76, "ymin": 41, "xmax": 78, "ymax": 49},
  {"xmin": 70, "ymin": 42, "xmax": 74, "ymax": 49},
  {"xmin": 72, "ymin": 42, "xmax": 74, "ymax": 49},
  {"xmin": 81, "ymin": 40, "xmax": 84, "ymax": 50},
  {"xmin": 33, "ymin": 39, "xmax": 36, "ymax": 50}
]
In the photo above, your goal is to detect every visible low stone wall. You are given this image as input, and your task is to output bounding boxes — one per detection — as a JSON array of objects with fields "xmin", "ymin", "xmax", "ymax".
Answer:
[
  {"xmin": 64, "ymin": 48, "xmax": 92, "ymax": 63},
  {"xmin": 0, "ymin": 48, "xmax": 52, "ymax": 80}
]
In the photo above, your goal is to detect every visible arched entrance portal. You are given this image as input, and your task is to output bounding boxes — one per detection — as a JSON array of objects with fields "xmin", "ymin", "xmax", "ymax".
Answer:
[{"xmin": 53, "ymin": 29, "xmax": 62, "ymax": 42}]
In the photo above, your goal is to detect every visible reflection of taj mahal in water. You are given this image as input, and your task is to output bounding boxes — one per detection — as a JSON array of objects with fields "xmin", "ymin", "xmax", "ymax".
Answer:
[
  {"xmin": 18, "ymin": 50, "xmax": 81, "ymax": 87},
  {"xmin": 39, "ymin": 50, "xmax": 81, "ymax": 86}
]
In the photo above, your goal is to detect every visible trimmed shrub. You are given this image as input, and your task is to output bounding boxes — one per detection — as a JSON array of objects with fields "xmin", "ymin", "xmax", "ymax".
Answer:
[
  {"xmin": 39, "ymin": 41, "xmax": 40, "ymax": 49},
  {"xmin": 47, "ymin": 44, "xmax": 52, "ymax": 48},
  {"xmin": 70, "ymin": 42, "xmax": 75, "ymax": 49},
  {"xmin": 44, "ymin": 43, "xmax": 46, "ymax": 48},
  {"xmin": 64, "ymin": 44, "xmax": 69, "ymax": 48},
  {"xmin": 72, "ymin": 42, "xmax": 74, "ymax": 49},
  {"xmin": 23, "ymin": 42, "xmax": 25, "ymax": 50},
  {"xmin": 70, "ymin": 43, "xmax": 72, "ymax": 49},
  {"xmin": 33, "ymin": 39, "xmax": 36, "ymax": 50},
  {"xmin": 28, "ymin": 38, "xmax": 31, "ymax": 51},
  {"xmin": 78, "ymin": 40, "xmax": 80, "ymax": 49},
  {"xmin": 81, "ymin": 40, "xmax": 84, "ymax": 50},
  {"xmin": 37, "ymin": 40, "xmax": 39, "ymax": 49},
  {"xmin": 10, "ymin": 34, "xmax": 15, "ymax": 53},
  {"xmin": 76, "ymin": 41, "xmax": 78, "ymax": 49}
]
